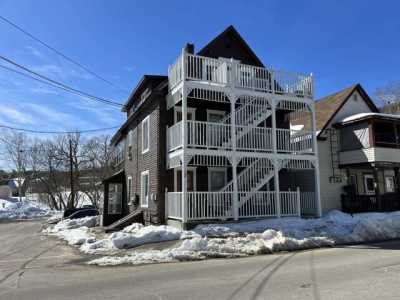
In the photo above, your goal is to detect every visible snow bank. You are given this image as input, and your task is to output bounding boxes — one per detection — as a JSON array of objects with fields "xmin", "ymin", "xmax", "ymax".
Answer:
[
  {"xmin": 44, "ymin": 216, "xmax": 98, "ymax": 245},
  {"xmin": 0, "ymin": 198, "xmax": 55, "ymax": 220},
  {"xmin": 89, "ymin": 210, "xmax": 400, "ymax": 266},
  {"xmin": 81, "ymin": 224, "xmax": 199, "ymax": 254}
]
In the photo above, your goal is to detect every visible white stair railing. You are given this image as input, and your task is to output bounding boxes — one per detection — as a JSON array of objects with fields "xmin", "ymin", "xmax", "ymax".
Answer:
[{"xmin": 220, "ymin": 158, "xmax": 274, "ymax": 193}]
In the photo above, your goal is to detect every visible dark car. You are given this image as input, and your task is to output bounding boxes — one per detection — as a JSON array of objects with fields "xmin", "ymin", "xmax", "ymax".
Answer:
[
  {"xmin": 67, "ymin": 208, "xmax": 98, "ymax": 219},
  {"xmin": 63, "ymin": 205, "xmax": 96, "ymax": 218}
]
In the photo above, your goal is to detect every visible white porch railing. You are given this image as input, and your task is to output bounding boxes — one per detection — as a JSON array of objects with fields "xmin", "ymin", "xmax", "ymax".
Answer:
[
  {"xmin": 280, "ymin": 191, "xmax": 301, "ymax": 216},
  {"xmin": 167, "ymin": 191, "xmax": 302, "ymax": 221},
  {"xmin": 168, "ymin": 53, "xmax": 314, "ymax": 98},
  {"xmin": 187, "ymin": 192, "xmax": 233, "ymax": 220},
  {"xmin": 238, "ymin": 192, "xmax": 276, "ymax": 217},
  {"xmin": 276, "ymin": 129, "xmax": 314, "ymax": 153},
  {"xmin": 168, "ymin": 122, "xmax": 183, "ymax": 151},
  {"xmin": 188, "ymin": 121, "xmax": 232, "ymax": 149},
  {"xmin": 167, "ymin": 192, "xmax": 183, "ymax": 220}
]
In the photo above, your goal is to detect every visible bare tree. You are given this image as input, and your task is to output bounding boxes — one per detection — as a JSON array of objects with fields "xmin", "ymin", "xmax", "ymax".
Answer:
[
  {"xmin": 376, "ymin": 81, "xmax": 400, "ymax": 113},
  {"xmin": 0, "ymin": 132, "xmax": 29, "ymax": 201},
  {"xmin": 80, "ymin": 135, "xmax": 112, "ymax": 207}
]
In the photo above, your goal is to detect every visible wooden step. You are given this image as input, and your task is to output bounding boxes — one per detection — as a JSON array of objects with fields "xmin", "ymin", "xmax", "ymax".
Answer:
[{"xmin": 105, "ymin": 210, "xmax": 143, "ymax": 233}]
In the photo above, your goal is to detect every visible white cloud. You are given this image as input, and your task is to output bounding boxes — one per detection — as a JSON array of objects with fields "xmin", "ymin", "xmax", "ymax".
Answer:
[
  {"xmin": 32, "ymin": 64, "xmax": 93, "ymax": 81},
  {"xmin": 29, "ymin": 86, "xmax": 58, "ymax": 95},
  {"xmin": 0, "ymin": 107, "xmax": 35, "ymax": 125},
  {"xmin": 26, "ymin": 46, "xmax": 44, "ymax": 59}
]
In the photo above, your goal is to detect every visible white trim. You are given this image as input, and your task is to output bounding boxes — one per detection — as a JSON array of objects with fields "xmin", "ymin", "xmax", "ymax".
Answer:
[
  {"xmin": 208, "ymin": 167, "xmax": 227, "ymax": 191},
  {"xmin": 206, "ymin": 109, "xmax": 226, "ymax": 122},
  {"xmin": 174, "ymin": 167, "xmax": 197, "ymax": 192},
  {"xmin": 363, "ymin": 174, "xmax": 375, "ymax": 195},
  {"xmin": 385, "ymin": 175, "xmax": 395, "ymax": 193},
  {"xmin": 127, "ymin": 176, "xmax": 133, "ymax": 205},
  {"xmin": 140, "ymin": 170, "xmax": 150, "ymax": 208},
  {"xmin": 142, "ymin": 116, "xmax": 150, "ymax": 154},
  {"xmin": 174, "ymin": 106, "xmax": 196, "ymax": 123}
]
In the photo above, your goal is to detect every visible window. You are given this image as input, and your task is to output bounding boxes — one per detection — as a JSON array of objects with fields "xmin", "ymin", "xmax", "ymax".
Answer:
[
  {"xmin": 127, "ymin": 130, "xmax": 133, "ymax": 160},
  {"xmin": 141, "ymin": 170, "xmax": 149, "ymax": 207},
  {"xmin": 207, "ymin": 110, "xmax": 226, "ymax": 123},
  {"xmin": 174, "ymin": 107, "xmax": 195, "ymax": 122},
  {"xmin": 385, "ymin": 176, "xmax": 395, "ymax": 193},
  {"xmin": 363, "ymin": 174, "xmax": 375, "ymax": 195},
  {"xmin": 208, "ymin": 167, "xmax": 227, "ymax": 191},
  {"xmin": 127, "ymin": 176, "xmax": 133, "ymax": 205},
  {"xmin": 108, "ymin": 183, "xmax": 122, "ymax": 214},
  {"xmin": 174, "ymin": 167, "xmax": 196, "ymax": 192},
  {"xmin": 142, "ymin": 116, "xmax": 150, "ymax": 153}
]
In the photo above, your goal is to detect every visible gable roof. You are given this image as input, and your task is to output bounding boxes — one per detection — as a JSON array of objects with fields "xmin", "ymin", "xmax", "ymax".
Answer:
[
  {"xmin": 315, "ymin": 83, "xmax": 379, "ymax": 136},
  {"xmin": 123, "ymin": 75, "xmax": 167, "ymax": 112},
  {"xmin": 197, "ymin": 25, "xmax": 264, "ymax": 67}
]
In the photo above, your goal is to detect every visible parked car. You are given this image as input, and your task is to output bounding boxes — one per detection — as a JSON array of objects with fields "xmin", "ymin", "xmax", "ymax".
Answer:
[
  {"xmin": 63, "ymin": 205, "xmax": 96, "ymax": 218},
  {"xmin": 67, "ymin": 208, "xmax": 98, "ymax": 219}
]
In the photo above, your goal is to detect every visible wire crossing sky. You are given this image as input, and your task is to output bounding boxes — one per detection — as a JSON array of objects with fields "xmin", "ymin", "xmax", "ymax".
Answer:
[{"xmin": 0, "ymin": 0, "xmax": 399, "ymax": 134}]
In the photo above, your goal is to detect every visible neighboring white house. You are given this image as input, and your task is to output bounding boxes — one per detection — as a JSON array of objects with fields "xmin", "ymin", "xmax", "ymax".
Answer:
[{"xmin": 307, "ymin": 83, "xmax": 400, "ymax": 213}]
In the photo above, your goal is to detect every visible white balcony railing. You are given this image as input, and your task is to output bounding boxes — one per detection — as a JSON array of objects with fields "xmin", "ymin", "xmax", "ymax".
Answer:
[
  {"xmin": 276, "ymin": 129, "xmax": 314, "ymax": 153},
  {"xmin": 167, "ymin": 121, "xmax": 313, "ymax": 154},
  {"xmin": 168, "ymin": 53, "xmax": 313, "ymax": 98},
  {"xmin": 167, "ymin": 191, "xmax": 302, "ymax": 221}
]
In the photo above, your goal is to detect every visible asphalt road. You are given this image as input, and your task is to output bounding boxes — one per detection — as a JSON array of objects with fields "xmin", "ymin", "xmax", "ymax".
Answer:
[{"xmin": 1, "ymin": 221, "xmax": 400, "ymax": 300}]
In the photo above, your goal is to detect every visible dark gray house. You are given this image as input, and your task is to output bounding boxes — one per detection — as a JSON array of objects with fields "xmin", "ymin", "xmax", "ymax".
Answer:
[{"xmin": 101, "ymin": 26, "xmax": 321, "ymax": 229}]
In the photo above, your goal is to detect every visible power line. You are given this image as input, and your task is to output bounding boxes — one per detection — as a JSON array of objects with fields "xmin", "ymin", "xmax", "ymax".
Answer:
[
  {"xmin": 0, "ymin": 55, "xmax": 125, "ymax": 108},
  {"xmin": 0, "ymin": 14, "xmax": 130, "ymax": 94},
  {"xmin": 0, "ymin": 124, "xmax": 120, "ymax": 134},
  {"xmin": 0, "ymin": 64, "xmax": 121, "ymax": 109}
]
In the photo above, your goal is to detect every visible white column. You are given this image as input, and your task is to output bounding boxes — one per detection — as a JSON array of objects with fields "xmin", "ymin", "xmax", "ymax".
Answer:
[
  {"xmin": 230, "ymin": 93, "xmax": 239, "ymax": 220},
  {"xmin": 181, "ymin": 49, "xmax": 188, "ymax": 223},
  {"xmin": 271, "ymin": 99, "xmax": 281, "ymax": 217},
  {"xmin": 310, "ymin": 102, "xmax": 322, "ymax": 217}
]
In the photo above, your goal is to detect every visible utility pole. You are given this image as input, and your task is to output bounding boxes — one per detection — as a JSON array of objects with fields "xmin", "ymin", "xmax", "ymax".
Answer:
[{"xmin": 69, "ymin": 138, "xmax": 74, "ymax": 209}]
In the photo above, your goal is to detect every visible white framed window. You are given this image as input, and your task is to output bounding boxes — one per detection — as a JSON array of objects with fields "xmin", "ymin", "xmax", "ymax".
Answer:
[
  {"xmin": 127, "ymin": 176, "xmax": 133, "ymax": 205},
  {"xmin": 206, "ymin": 109, "xmax": 226, "ymax": 123},
  {"xmin": 142, "ymin": 116, "xmax": 150, "ymax": 153},
  {"xmin": 174, "ymin": 167, "xmax": 197, "ymax": 192},
  {"xmin": 208, "ymin": 167, "xmax": 227, "ymax": 191},
  {"xmin": 140, "ymin": 170, "xmax": 149, "ymax": 207},
  {"xmin": 174, "ymin": 107, "xmax": 196, "ymax": 123},
  {"xmin": 363, "ymin": 174, "xmax": 375, "ymax": 195},
  {"xmin": 127, "ymin": 130, "xmax": 133, "ymax": 160},
  {"xmin": 385, "ymin": 176, "xmax": 395, "ymax": 193}
]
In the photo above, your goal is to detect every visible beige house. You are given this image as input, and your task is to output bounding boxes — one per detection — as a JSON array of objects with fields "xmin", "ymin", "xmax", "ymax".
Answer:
[{"xmin": 313, "ymin": 84, "xmax": 400, "ymax": 213}]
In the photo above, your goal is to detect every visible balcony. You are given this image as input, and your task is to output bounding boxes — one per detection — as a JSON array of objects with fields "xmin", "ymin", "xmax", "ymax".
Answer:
[
  {"xmin": 167, "ymin": 120, "xmax": 314, "ymax": 154},
  {"xmin": 168, "ymin": 53, "xmax": 313, "ymax": 98},
  {"xmin": 339, "ymin": 147, "xmax": 400, "ymax": 165}
]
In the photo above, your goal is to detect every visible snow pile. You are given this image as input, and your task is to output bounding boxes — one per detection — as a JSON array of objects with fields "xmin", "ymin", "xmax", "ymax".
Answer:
[
  {"xmin": 81, "ymin": 224, "xmax": 199, "ymax": 254},
  {"xmin": 89, "ymin": 210, "xmax": 400, "ymax": 266},
  {"xmin": 44, "ymin": 216, "xmax": 98, "ymax": 245},
  {"xmin": 0, "ymin": 198, "xmax": 55, "ymax": 220}
]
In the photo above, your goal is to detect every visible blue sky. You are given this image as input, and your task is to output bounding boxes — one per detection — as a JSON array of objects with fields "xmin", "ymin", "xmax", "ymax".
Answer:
[{"xmin": 0, "ymin": 0, "xmax": 399, "ymax": 134}]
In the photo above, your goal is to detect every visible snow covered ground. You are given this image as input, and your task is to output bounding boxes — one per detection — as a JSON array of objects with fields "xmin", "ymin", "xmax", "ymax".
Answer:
[
  {"xmin": 43, "ymin": 210, "xmax": 400, "ymax": 266},
  {"xmin": 0, "ymin": 198, "xmax": 58, "ymax": 220}
]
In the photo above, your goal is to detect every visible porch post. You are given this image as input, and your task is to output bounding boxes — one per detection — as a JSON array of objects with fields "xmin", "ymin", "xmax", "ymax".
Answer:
[
  {"xmin": 372, "ymin": 165, "xmax": 381, "ymax": 210},
  {"xmin": 181, "ymin": 48, "xmax": 188, "ymax": 223},
  {"xmin": 271, "ymin": 99, "xmax": 281, "ymax": 217},
  {"xmin": 230, "ymin": 92, "xmax": 239, "ymax": 220},
  {"xmin": 311, "ymin": 103, "xmax": 322, "ymax": 217}
]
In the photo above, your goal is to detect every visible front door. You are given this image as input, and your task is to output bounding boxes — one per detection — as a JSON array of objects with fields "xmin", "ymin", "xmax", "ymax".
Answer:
[
  {"xmin": 208, "ymin": 167, "xmax": 227, "ymax": 191},
  {"xmin": 364, "ymin": 174, "xmax": 376, "ymax": 195},
  {"xmin": 176, "ymin": 169, "xmax": 195, "ymax": 192}
]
